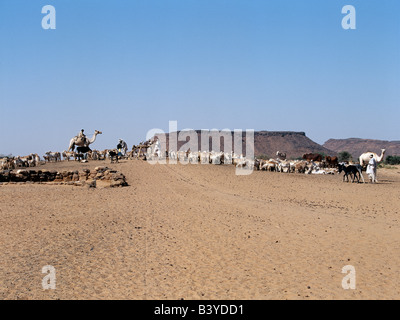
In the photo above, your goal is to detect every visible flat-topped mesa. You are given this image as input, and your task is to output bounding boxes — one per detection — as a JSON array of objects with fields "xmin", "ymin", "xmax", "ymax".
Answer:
[
  {"xmin": 0, "ymin": 167, "xmax": 128, "ymax": 188},
  {"xmin": 256, "ymin": 131, "xmax": 306, "ymax": 137},
  {"xmin": 155, "ymin": 130, "xmax": 332, "ymax": 158},
  {"xmin": 165, "ymin": 130, "xmax": 306, "ymax": 136}
]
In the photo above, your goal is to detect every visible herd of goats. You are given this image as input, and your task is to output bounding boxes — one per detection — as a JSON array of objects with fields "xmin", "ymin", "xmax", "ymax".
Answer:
[{"xmin": 1, "ymin": 140, "xmax": 371, "ymax": 183}]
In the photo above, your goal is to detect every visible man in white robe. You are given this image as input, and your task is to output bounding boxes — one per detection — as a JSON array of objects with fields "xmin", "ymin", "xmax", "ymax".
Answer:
[{"xmin": 366, "ymin": 154, "xmax": 377, "ymax": 183}]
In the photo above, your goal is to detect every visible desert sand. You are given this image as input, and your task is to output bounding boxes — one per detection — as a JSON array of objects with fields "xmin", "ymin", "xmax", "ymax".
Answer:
[{"xmin": 1, "ymin": 160, "xmax": 399, "ymax": 300}]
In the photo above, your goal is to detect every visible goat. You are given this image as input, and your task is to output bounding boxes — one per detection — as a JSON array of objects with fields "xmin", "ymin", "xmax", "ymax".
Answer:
[
  {"xmin": 338, "ymin": 163, "xmax": 365, "ymax": 183},
  {"xmin": 108, "ymin": 149, "xmax": 119, "ymax": 163}
]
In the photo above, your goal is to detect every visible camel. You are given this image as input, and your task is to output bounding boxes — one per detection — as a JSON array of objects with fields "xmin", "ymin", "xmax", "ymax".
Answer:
[
  {"xmin": 359, "ymin": 149, "xmax": 385, "ymax": 168},
  {"xmin": 68, "ymin": 130, "xmax": 102, "ymax": 152}
]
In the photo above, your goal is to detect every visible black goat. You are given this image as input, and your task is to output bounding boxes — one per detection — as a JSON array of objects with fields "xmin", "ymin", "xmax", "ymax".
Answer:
[
  {"xmin": 338, "ymin": 163, "xmax": 365, "ymax": 183},
  {"xmin": 108, "ymin": 150, "xmax": 119, "ymax": 163}
]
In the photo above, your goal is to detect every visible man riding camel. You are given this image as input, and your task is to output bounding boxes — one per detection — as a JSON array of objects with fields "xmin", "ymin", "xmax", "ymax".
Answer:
[{"xmin": 77, "ymin": 129, "xmax": 86, "ymax": 144}]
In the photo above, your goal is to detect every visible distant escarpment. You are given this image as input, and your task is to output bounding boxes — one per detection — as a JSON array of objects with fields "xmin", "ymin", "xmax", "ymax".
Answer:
[{"xmin": 323, "ymin": 138, "xmax": 400, "ymax": 159}]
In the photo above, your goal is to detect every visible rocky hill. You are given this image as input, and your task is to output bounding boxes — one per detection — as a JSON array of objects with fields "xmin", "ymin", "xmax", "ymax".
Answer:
[
  {"xmin": 323, "ymin": 138, "xmax": 400, "ymax": 159},
  {"xmin": 252, "ymin": 131, "xmax": 336, "ymax": 158},
  {"xmin": 157, "ymin": 130, "xmax": 336, "ymax": 159}
]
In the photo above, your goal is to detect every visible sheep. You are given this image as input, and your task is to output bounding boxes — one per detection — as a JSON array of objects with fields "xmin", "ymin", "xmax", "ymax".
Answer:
[
  {"xmin": 200, "ymin": 151, "xmax": 209, "ymax": 164},
  {"xmin": 277, "ymin": 160, "xmax": 291, "ymax": 173},
  {"xmin": 260, "ymin": 159, "xmax": 278, "ymax": 171},
  {"xmin": 295, "ymin": 160, "xmax": 307, "ymax": 173},
  {"xmin": 62, "ymin": 151, "xmax": 77, "ymax": 161},
  {"xmin": 169, "ymin": 150, "xmax": 177, "ymax": 161},
  {"xmin": 1, "ymin": 157, "xmax": 14, "ymax": 170},
  {"xmin": 210, "ymin": 151, "xmax": 224, "ymax": 165},
  {"xmin": 44, "ymin": 151, "xmax": 61, "ymax": 162},
  {"xmin": 188, "ymin": 151, "xmax": 200, "ymax": 164}
]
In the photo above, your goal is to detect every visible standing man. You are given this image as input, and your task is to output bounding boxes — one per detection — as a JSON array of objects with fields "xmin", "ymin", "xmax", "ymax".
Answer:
[
  {"xmin": 366, "ymin": 154, "xmax": 377, "ymax": 183},
  {"xmin": 118, "ymin": 139, "xmax": 128, "ymax": 156}
]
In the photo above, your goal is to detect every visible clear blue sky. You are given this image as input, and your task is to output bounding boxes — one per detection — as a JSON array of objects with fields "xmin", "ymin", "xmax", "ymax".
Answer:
[{"xmin": 1, "ymin": 0, "xmax": 399, "ymax": 156}]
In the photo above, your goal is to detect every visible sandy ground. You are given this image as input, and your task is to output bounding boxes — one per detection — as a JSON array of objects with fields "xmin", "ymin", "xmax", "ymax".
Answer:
[{"xmin": 0, "ymin": 159, "xmax": 399, "ymax": 300}]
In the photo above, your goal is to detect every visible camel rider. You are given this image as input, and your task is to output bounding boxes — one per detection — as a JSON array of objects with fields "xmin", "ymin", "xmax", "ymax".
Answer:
[
  {"xmin": 77, "ymin": 129, "xmax": 86, "ymax": 144},
  {"xmin": 366, "ymin": 154, "xmax": 377, "ymax": 183}
]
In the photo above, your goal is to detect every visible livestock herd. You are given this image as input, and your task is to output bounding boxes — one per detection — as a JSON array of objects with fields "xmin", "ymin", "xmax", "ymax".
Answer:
[
  {"xmin": 1, "ymin": 147, "xmax": 337, "ymax": 172},
  {"xmin": 0, "ymin": 153, "xmax": 41, "ymax": 170},
  {"xmin": 1, "ymin": 142, "xmax": 372, "ymax": 183},
  {"xmin": 156, "ymin": 150, "xmax": 339, "ymax": 175},
  {"xmin": 0, "ymin": 149, "xmax": 123, "ymax": 170}
]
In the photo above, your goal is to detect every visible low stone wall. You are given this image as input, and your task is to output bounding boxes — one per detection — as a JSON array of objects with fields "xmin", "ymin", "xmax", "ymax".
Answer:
[{"xmin": 0, "ymin": 166, "xmax": 128, "ymax": 188}]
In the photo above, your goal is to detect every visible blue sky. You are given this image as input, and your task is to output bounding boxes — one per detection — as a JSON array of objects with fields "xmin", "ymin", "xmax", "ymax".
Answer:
[{"xmin": 1, "ymin": 0, "xmax": 399, "ymax": 156}]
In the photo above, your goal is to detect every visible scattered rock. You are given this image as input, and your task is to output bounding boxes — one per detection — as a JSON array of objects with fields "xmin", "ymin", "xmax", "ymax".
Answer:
[
  {"xmin": 87, "ymin": 180, "xmax": 96, "ymax": 188},
  {"xmin": 0, "ymin": 167, "xmax": 127, "ymax": 189}
]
